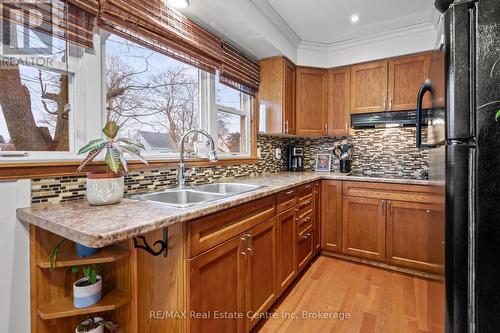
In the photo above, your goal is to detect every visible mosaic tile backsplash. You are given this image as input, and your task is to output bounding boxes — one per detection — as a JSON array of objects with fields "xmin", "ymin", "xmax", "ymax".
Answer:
[{"xmin": 31, "ymin": 128, "xmax": 428, "ymax": 205}]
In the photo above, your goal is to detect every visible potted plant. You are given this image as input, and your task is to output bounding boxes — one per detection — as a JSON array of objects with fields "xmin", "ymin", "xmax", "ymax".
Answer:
[
  {"xmin": 75, "ymin": 317, "xmax": 118, "ymax": 333},
  {"xmin": 77, "ymin": 121, "xmax": 148, "ymax": 206},
  {"xmin": 49, "ymin": 239, "xmax": 99, "ymax": 271},
  {"xmin": 72, "ymin": 265, "xmax": 102, "ymax": 308}
]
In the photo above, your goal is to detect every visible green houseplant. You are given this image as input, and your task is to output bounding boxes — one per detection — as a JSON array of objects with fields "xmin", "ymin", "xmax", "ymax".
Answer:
[
  {"xmin": 75, "ymin": 317, "xmax": 118, "ymax": 333},
  {"xmin": 72, "ymin": 265, "xmax": 103, "ymax": 308},
  {"xmin": 77, "ymin": 121, "xmax": 148, "ymax": 206}
]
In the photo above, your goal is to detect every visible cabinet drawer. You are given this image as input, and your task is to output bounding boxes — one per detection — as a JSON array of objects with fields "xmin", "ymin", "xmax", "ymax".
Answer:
[
  {"xmin": 343, "ymin": 181, "xmax": 441, "ymax": 204},
  {"xmin": 298, "ymin": 213, "xmax": 313, "ymax": 236},
  {"xmin": 188, "ymin": 196, "xmax": 276, "ymax": 258},
  {"xmin": 297, "ymin": 225, "xmax": 313, "ymax": 271},
  {"xmin": 295, "ymin": 196, "xmax": 313, "ymax": 219},
  {"xmin": 277, "ymin": 188, "xmax": 298, "ymax": 213},
  {"xmin": 297, "ymin": 183, "xmax": 314, "ymax": 202}
]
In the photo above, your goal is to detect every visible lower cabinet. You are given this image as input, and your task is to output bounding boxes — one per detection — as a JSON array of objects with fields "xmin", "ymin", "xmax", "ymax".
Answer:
[
  {"xmin": 386, "ymin": 200, "xmax": 444, "ymax": 273},
  {"xmin": 245, "ymin": 218, "xmax": 277, "ymax": 332},
  {"xmin": 313, "ymin": 181, "xmax": 321, "ymax": 253},
  {"xmin": 297, "ymin": 225, "xmax": 313, "ymax": 271},
  {"xmin": 321, "ymin": 180, "xmax": 343, "ymax": 252},
  {"xmin": 188, "ymin": 234, "xmax": 247, "ymax": 333},
  {"xmin": 277, "ymin": 209, "xmax": 297, "ymax": 294},
  {"xmin": 342, "ymin": 196, "xmax": 386, "ymax": 261}
]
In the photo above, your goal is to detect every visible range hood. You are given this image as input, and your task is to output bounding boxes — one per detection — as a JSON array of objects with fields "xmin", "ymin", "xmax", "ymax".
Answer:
[{"xmin": 351, "ymin": 110, "xmax": 431, "ymax": 129}]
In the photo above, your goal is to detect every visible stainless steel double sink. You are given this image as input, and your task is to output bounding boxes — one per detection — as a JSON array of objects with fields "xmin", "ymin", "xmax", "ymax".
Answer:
[{"xmin": 132, "ymin": 183, "xmax": 262, "ymax": 208}]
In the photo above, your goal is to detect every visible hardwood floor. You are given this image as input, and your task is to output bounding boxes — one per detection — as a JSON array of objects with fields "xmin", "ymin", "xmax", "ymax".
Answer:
[{"xmin": 256, "ymin": 256, "xmax": 444, "ymax": 333}]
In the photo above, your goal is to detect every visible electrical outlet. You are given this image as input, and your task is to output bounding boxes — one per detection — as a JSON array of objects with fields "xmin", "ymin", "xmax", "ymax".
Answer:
[
  {"xmin": 275, "ymin": 148, "xmax": 282, "ymax": 160},
  {"xmin": 257, "ymin": 148, "xmax": 262, "ymax": 159}
]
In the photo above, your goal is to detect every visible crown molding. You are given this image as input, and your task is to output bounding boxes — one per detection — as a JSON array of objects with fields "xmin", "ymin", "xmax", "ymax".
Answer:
[
  {"xmin": 297, "ymin": 22, "xmax": 437, "ymax": 54},
  {"xmin": 250, "ymin": 0, "xmax": 301, "ymax": 48}
]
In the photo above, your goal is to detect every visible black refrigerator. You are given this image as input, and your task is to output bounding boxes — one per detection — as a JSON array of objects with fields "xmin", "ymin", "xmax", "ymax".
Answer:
[{"xmin": 418, "ymin": 0, "xmax": 500, "ymax": 332}]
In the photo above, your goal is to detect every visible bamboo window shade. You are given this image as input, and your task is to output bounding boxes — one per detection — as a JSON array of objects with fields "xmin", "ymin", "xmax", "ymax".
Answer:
[
  {"xmin": 98, "ymin": 0, "xmax": 222, "ymax": 74},
  {"xmin": 220, "ymin": 41, "xmax": 260, "ymax": 96},
  {"xmin": 0, "ymin": 0, "xmax": 97, "ymax": 49}
]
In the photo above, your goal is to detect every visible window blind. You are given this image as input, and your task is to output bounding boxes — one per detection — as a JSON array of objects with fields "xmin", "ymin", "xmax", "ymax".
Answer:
[
  {"xmin": 98, "ymin": 0, "xmax": 222, "ymax": 74},
  {"xmin": 0, "ymin": 0, "xmax": 96, "ymax": 49},
  {"xmin": 220, "ymin": 41, "xmax": 260, "ymax": 96}
]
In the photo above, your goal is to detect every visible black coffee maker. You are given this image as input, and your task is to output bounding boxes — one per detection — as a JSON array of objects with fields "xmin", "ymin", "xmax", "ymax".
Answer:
[{"xmin": 287, "ymin": 146, "xmax": 304, "ymax": 172}]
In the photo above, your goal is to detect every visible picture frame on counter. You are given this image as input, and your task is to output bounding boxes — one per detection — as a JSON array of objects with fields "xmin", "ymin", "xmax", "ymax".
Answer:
[{"xmin": 315, "ymin": 154, "xmax": 332, "ymax": 172}]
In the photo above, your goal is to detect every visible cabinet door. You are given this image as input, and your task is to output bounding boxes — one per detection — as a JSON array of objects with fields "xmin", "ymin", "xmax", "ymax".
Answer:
[
  {"xmin": 342, "ymin": 196, "xmax": 386, "ymax": 261},
  {"xmin": 245, "ymin": 218, "xmax": 277, "ymax": 332},
  {"xmin": 297, "ymin": 226, "xmax": 313, "ymax": 272},
  {"xmin": 277, "ymin": 209, "xmax": 297, "ymax": 294},
  {"xmin": 283, "ymin": 58, "xmax": 296, "ymax": 134},
  {"xmin": 386, "ymin": 200, "xmax": 444, "ymax": 273},
  {"xmin": 188, "ymin": 235, "xmax": 246, "ymax": 333},
  {"xmin": 321, "ymin": 180, "xmax": 343, "ymax": 252},
  {"xmin": 350, "ymin": 61, "xmax": 388, "ymax": 114},
  {"xmin": 313, "ymin": 181, "xmax": 321, "ymax": 254},
  {"xmin": 327, "ymin": 67, "xmax": 350, "ymax": 135},
  {"xmin": 388, "ymin": 54, "xmax": 432, "ymax": 111},
  {"xmin": 296, "ymin": 67, "xmax": 328, "ymax": 136}
]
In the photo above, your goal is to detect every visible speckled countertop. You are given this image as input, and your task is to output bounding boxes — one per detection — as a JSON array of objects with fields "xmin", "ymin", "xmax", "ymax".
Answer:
[{"xmin": 17, "ymin": 172, "xmax": 430, "ymax": 248}]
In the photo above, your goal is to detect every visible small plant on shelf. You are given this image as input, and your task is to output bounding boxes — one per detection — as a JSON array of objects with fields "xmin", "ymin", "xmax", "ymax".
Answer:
[
  {"xmin": 77, "ymin": 121, "xmax": 148, "ymax": 206},
  {"xmin": 49, "ymin": 239, "xmax": 100, "ymax": 271},
  {"xmin": 76, "ymin": 317, "xmax": 118, "ymax": 333},
  {"xmin": 72, "ymin": 265, "xmax": 103, "ymax": 308}
]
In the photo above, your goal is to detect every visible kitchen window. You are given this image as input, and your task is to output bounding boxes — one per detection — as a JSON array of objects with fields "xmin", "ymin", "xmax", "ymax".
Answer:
[{"xmin": 103, "ymin": 33, "xmax": 252, "ymax": 159}]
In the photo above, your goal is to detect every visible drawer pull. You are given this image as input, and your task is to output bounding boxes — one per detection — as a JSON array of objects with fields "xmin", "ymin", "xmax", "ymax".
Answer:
[
  {"xmin": 304, "ymin": 184, "xmax": 312, "ymax": 189},
  {"xmin": 285, "ymin": 190, "xmax": 295, "ymax": 195},
  {"xmin": 303, "ymin": 233, "xmax": 311, "ymax": 240}
]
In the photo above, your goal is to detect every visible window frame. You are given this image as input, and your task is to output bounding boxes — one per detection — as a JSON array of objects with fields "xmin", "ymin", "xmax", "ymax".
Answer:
[{"xmin": 0, "ymin": 28, "xmax": 256, "ymax": 169}]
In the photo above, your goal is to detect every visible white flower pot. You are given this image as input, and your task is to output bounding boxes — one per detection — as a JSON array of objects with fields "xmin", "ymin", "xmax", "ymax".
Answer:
[
  {"xmin": 86, "ymin": 172, "xmax": 124, "ymax": 206},
  {"xmin": 75, "ymin": 317, "xmax": 104, "ymax": 333},
  {"xmin": 73, "ymin": 275, "xmax": 102, "ymax": 308}
]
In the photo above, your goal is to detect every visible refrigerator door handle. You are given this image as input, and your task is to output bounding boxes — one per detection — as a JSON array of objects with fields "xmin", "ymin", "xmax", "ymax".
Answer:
[{"xmin": 416, "ymin": 79, "xmax": 436, "ymax": 149}]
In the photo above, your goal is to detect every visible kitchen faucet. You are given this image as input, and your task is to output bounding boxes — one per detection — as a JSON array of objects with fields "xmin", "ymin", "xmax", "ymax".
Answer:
[{"xmin": 178, "ymin": 129, "xmax": 217, "ymax": 188}]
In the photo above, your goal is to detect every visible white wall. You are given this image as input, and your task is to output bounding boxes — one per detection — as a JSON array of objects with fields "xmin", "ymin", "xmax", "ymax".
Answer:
[{"xmin": 0, "ymin": 180, "xmax": 31, "ymax": 333}]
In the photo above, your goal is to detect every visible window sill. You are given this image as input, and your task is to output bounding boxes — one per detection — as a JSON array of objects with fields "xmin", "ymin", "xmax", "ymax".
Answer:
[{"xmin": 0, "ymin": 157, "xmax": 260, "ymax": 180}]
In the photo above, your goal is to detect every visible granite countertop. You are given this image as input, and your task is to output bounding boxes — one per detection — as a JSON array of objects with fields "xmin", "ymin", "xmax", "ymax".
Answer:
[{"xmin": 17, "ymin": 172, "xmax": 430, "ymax": 248}]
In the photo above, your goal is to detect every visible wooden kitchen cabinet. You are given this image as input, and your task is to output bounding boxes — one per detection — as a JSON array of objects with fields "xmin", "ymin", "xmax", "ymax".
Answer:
[
  {"xmin": 327, "ymin": 67, "xmax": 351, "ymax": 135},
  {"xmin": 296, "ymin": 67, "xmax": 328, "ymax": 136},
  {"xmin": 388, "ymin": 53, "xmax": 432, "ymax": 111},
  {"xmin": 321, "ymin": 180, "xmax": 343, "ymax": 253},
  {"xmin": 259, "ymin": 57, "xmax": 296, "ymax": 134},
  {"xmin": 277, "ymin": 208, "xmax": 297, "ymax": 294},
  {"xmin": 297, "ymin": 225, "xmax": 314, "ymax": 272},
  {"xmin": 342, "ymin": 196, "xmax": 386, "ymax": 261},
  {"xmin": 188, "ymin": 235, "xmax": 246, "ymax": 333},
  {"xmin": 350, "ymin": 60, "xmax": 388, "ymax": 114},
  {"xmin": 313, "ymin": 181, "xmax": 321, "ymax": 253},
  {"xmin": 386, "ymin": 200, "xmax": 444, "ymax": 273},
  {"xmin": 245, "ymin": 218, "xmax": 278, "ymax": 332}
]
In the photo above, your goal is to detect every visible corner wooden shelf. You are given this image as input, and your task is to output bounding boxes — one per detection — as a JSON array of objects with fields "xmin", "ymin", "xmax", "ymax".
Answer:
[
  {"xmin": 37, "ymin": 247, "xmax": 130, "ymax": 269},
  {"xmin": 37, "ymin": 289, "xmax": 131, "ymax": 320}
]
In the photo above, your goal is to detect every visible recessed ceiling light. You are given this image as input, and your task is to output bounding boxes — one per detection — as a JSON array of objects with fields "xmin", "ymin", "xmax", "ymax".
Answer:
[
  {"xmin": 165, "ymin": 0, "xmax": 190, "ymax": 9},
  {"xmin": 350, "ymin": 14, "xmax": 360, "ymax": 23}
]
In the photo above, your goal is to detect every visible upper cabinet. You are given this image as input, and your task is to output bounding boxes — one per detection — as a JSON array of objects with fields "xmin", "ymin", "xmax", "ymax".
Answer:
[
  {"xmin": 296, "ymin": 67, "xmax": 328, "ymax": 136},
  {"xmin": 350, "ymin": 60, "xmax": 388, "ymax": 114},
  {"xmin": 259, "ymin": 57, "xmax": 296, "ymax": 134},
  {"xmin": 388, "ymin": 53, "xmax": 432, "ymax": 111},
  {"xmin": 327, "ymin": 67, "xmax": 350, "ymax": 136},
  {"xmin": 350, "ymin": 52, "xmax": 433, "ymax": 114}
]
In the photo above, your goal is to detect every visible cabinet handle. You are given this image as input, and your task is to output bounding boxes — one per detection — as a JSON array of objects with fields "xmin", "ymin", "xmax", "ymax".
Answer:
[
  {"xmin": 387, "ymin": 200, "xmax": 392, "ymax": 217},
  {"xmin": 241, "ymin": 235, "xmax": 247, "ymax": 256},
  {"xmin": 285, "ymin": 120, "xmax": 289, "ymax": 134},
  {"xmin": 285, "ymin": 189, "xmax": 295, "ymax": 195},
  {"xmin": 246, "ymin": 232, "xmax": 253, "ymax": 256},
  {"xmin": 345, "ymin": 122, "xmax": 348, "ymax": 132},
  {"xmin": 304, "ymin": 184, "xmax": 312, "ymax": 189},
  {"xmin": 304, "ymin": 233, "xmax": 311, "ymax": 240},
  {"xmin": 383, "ymin": 99, "xmax": 387, "ymax": 111},
  {"xmin": 325, "ymin": 123, "xmax": 328, "ymax": 134},
  {"xmin": 389, "ymin": 98, "xmax": 393, "ymax": 111}
]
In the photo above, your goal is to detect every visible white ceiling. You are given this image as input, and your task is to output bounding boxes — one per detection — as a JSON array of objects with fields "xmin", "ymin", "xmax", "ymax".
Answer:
[{"xmin": 267, "ymin": 0, "xmax": 436, "ymax": 45}]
